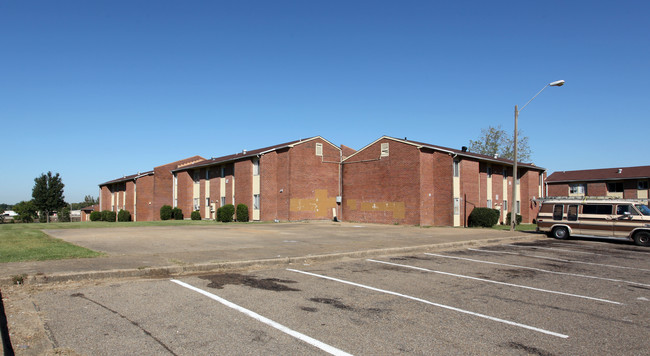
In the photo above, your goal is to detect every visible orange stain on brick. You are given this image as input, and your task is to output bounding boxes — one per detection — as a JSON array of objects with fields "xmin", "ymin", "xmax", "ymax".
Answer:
[{"xmin": 290, "ymin": 189, "xmax": 337, "ymax": 217}]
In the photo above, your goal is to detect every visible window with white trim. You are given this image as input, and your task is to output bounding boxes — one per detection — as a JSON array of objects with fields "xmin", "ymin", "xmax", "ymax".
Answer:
[
  {"xmin": 454, "ymin": 198, "xmax": 460, "ymax": 215},
  {"xmin": 487, "ymin": 199, "xmax": 492, "ymax": 208},
  {"xmin": 569, "ymin": 183, "xmax": 586, "ymax": 195},
  {"xmin": 380, "ymin": 143, "xmax": 389, "ymax": 157},
  {"xmin": 253, "ymin": 158, "xmax": 260, "ymax": 176},
  {"xmin": 315, "ymin": 143, "xmax": 323, "ymax": 157},
  {"xmin": 206, "ymin": 197, "xmax": 210, "ymax": 207},
  {"xmin": 253, "ymin": 194, "xmax": 260, "ymax": 210},
  {"xmin": 221, "ymin": 197, "xmax": 226, "ymax": 206},
  {"xmin": 453, "ymin": 160, "xmax": 460, "ymax": 177},
  {"xmin": 516, "ymin": 200, "xmax": 521, "ymax": 214}
]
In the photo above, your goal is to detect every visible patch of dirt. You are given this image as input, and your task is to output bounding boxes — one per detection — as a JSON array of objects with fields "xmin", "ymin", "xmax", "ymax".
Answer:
[
  {"xmin": 199, "ymin": 273, "xmax": 300, "ymax": 291},
  {"xmin": 299, "ymin": 306, "xmax": 318, "ymax": 312},
  {"xmin": 309, "ymin": 298, "xmax": 353, "ymax": 310}
]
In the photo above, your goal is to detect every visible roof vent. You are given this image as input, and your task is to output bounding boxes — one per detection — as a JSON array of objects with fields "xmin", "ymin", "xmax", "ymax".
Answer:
[
  {"xmin": 242, "ymin": 149, "xmax": 247, "ymax": 155},
  {"xmin": 461, "ymin": 146, "xmax": 468, "ymax": 152},
  {"xmin": 618, "ymin": 169, "xmax": 622, "ymax": 174},
  {"xmin": 494, "ymin": 154, "xmax": 498, "ymax": 159}
]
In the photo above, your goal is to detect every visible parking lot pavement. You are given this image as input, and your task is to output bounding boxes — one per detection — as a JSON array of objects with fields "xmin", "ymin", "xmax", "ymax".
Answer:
[
  {"xmin": 1, "ymin": 222, "xmax": 535, "ymax": 284},
  {"xmin": 5, "ymin": 239, "xmax": 648, "ymax": 355}
]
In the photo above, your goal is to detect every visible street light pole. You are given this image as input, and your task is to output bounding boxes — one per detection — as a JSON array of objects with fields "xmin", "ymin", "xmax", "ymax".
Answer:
[{"xmin": 510, "ymin": 80, "xmax": 564, "ymax": 232}]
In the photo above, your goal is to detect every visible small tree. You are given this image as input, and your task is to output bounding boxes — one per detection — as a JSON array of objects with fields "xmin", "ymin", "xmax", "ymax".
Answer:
[
  {"xmin": 220, "ymin": 204, "xmax": 235, "ymax": 222},
  {"xmin": 191, "ymin": 210, "xmax": 201, "ymax": 220},
  {"xmin": 101, "ymin": 210, "xmax": 116, "ymax": 222},
  {"xmin": 467, "ymin": 208, "xmax": 500, "ymax": 227},
  {"xmin": 118, "ymin": 209, "xmax": 131, "ymax": 222},
  {"xmin": 58, "ymin": 207, "xmax": 71, "ymax": 222},
  {"xmin": 172, "ymin": 207, "xmax": 183, "ymax": 220},
  {"xmin": 89, "ymin": 211, "xmax": 101, "ymax": 221},
  {"xmin": 236, "ymin": 204, "xmax": 249, "ymax": 222},
  {"xmin": 469, "ymin": 125, "xmax": 532, "ymax": 162},
  {"xmin": 13, "ymin": 200, "xmax": 37, "ymax": 223},
  {"xmin": 160, "ymin": 205, "xmax": 173, "ymax": 220},
  {"xmin": 506, "ymin": 212, "xmax": 523, "ymax": 226},
  {"xmin": 32, "ymin": 171, "xmax": 66, "ymax": 223}
]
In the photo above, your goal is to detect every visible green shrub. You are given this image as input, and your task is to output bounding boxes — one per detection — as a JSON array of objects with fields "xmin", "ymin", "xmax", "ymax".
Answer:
[
  {"xmin": 58, "ymin": 207, "xmax": 71, "ymax": 222},
  {"xmin": 39, "ymin": 214, "xmax": 47, "ymax": 223},
  {"xmin": 236, "ymin": 204, "xmax": 249, "ymax": 222},
  {"xmin": 160, "ymin": 205, "xmax": 173, "ymax": 220},
  {"xmin": 216, "ymin": 207, "xmax": 223, "ymax": 222},
  {"xmin": 89, "ymin": 211, "xmax": 101, "ymax": 221},
  {"xmin": 219, "ymin": 204, "xmax": 235, "ymax": 222},
  {"xmin": 468, "ymin": 208, "xmax": 500, "ymax": 227},
  {"xmin": 506, "ymin": 212, "xmax": 523, "ymax": 226},
  {"xmin": 101, "ymin": 210, "xmax": 116, "ymax": 222},
  {"xmin": 172, "ymin": 207, "xmax": 183, "ymax": 220},
  {"xmin": 118, "ymin": 209, "xmax": 131, "ymax": 222},
  {"xmin": 191, "ymin": 210, "xmax": 201, "ymax": 220}
]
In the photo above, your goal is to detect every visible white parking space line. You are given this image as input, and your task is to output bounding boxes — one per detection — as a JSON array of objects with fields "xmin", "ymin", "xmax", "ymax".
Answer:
[
  {"xmin": 424, "ymin": 253, "xmax": 650, "ymax": 288},
  {"xmin": 469, "ymin": 248, "xmax": 650, "ymax": 272},
  {"xmin": 505, "ymin": 244, "xmax": 610, "ymax": 256},
  {"xmin": 287, "ymin": 269, "xmax": 569, "ymax": 339},
  {"xmin": 170, "ymin": 280, "xmax": 353, "ymax": 356},
  {"xmin": 367, "ymin": 259, "xmax": 621, "ymax": 305}
]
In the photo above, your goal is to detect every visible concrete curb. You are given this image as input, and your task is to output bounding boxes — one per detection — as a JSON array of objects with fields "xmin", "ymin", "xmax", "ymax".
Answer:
[{"xmin": 1, "ymin": 234, "xmax": 538, "ymax": 286}]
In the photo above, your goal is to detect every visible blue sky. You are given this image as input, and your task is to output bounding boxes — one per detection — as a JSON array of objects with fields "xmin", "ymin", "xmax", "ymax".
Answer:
[{"xmin": 1, "ymin": 1, "xmax": 648, "ymax": 204}]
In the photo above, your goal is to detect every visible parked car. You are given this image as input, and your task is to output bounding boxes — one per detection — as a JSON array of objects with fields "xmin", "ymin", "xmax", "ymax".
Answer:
[{"xmin": 536, "ymin": 198, "xmax": 650, "ymax": 246}]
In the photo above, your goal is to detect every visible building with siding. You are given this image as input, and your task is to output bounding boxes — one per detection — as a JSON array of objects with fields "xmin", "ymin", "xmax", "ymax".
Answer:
[{"xmin": 546, "ymin": 165, "xmax": 650, "ymax": 202}]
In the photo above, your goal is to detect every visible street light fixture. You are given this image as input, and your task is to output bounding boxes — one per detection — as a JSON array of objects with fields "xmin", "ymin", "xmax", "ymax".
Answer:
[{"xmin": 511, "ymin": 79, "xmax": 564, "ymax": 232}]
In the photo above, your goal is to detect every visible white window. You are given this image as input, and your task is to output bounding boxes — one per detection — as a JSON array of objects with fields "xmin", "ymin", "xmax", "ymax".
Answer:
[
  {"xmin": 504, "ymin": 200, "xmax": 508, "ymax": 211},
  {"xmin": 315, "ymin": 143, "xmax": 323, "ymax": 157},
  {"xmin": 193, "ymin": 198, "xmax": 200, "ymax": 211},
  {"xmin": 487, "ymin": 199, "xmax": 492, "ymax": 208},
  {"xmin": 253, "ymin": 158, "xmax": 259, "ymax": 176},
  {"xmin": 221, "ymin": 197, "xmax": 226, "ymax": 206},
  {"xmin": 453, "ymin": 160, "xmax": 460, "ymax": 177},
  {"xmin": 173, "ymin": 174, "xmax": 178, "ymax": 208},
  {"xmin": 516, "ymin": 200, "xmax": 521, "ymax": 214},
  {"xmin": 454, "ymin": 198, "xmax": 460, "ymax": 215},
  {"xmin": 206, "ymin": 197, "xmax": 210, "ymax": 207},
  {"xmin": 253, "ymin": 194, "xmax": 260, "ymax": 210},
  {"xmin": 381, "ymin": 143, "xmax": 389, "ymax": 157},
  {"xmin": 569, "ymin": 183, "xmax": 586, "ymax": 195}
]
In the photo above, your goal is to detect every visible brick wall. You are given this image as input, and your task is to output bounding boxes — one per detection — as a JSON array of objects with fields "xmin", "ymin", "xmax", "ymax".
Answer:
[
  {"xmin": 342, "ymin": 139, "xmax": 421, "ymax": 225},
  {"xmin": 135, "ymin": 175, "xmax": 154, "ymax": 221},
  {"xmin": 432, "ymin": 151, "xmax": 453, "ymax": 226}
]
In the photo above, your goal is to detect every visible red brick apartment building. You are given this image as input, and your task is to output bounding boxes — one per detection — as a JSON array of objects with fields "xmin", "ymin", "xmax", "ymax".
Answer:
[
  {"xmin": 342, "ymin": 136, "xmax": 545, "ymax": 226},
  {"xmin": 97, "ymin": 135, "xmax": 545, "ymax": 226},
  {"xmin": 546, "ymin": 165, "xmax": 650, "ymax": 202},
  {"xmin": 99, "ymin": 156, "xmax": 205, "ymax": 221},
  {"xmin": 171, "ymin": 137, "xmax": 341, "ymax": 221}
]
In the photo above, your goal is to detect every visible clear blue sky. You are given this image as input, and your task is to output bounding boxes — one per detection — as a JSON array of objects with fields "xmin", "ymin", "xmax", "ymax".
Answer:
[{"xmin": 1, "ymin": 1, "xmax": 648, "ymax": 205}]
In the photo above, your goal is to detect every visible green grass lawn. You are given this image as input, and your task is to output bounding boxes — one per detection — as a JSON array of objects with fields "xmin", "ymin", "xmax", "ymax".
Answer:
[
  {"xmin": 491, "ymin": 223, "xmax": 538, "ymax": 232},
  {"xmin": 0, "ymin": 220, "xmax": 222, "ymax": 263}
]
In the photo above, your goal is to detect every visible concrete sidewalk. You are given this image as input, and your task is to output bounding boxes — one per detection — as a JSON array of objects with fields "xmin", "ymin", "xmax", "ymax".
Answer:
[{"xmin": 0, "ymin": 221, "xmax": 540, "ymax": 285}]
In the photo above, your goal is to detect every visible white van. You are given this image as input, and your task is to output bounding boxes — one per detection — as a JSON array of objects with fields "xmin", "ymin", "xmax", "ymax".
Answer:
[{"xmin": 536, "ymin": 198, "xmax": 650, "ymax": 246}]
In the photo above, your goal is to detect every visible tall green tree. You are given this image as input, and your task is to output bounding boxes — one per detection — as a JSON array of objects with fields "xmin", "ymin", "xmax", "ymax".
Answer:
[
  {"xmin": 32, "ymin": 171, "xmax": 66, "ymax": 223},
  {"xmin": 468, "ymin": 125, "xmax": 532, "ymax": 162}
]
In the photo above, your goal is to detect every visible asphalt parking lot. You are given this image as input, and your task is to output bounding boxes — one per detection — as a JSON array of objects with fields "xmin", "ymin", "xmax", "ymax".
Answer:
[{"xmin": 8, "ymin": 238, "xmax": 649, "ymax": 355}]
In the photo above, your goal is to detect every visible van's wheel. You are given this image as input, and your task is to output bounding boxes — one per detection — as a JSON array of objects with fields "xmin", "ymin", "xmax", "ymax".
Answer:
[
  {"xmin": 633, "ymin": 231, "xmax": 650, "ymax": 247},
  {"xmin": 552, "ymin": 227, "xmax": 569, "ymax": 240}
]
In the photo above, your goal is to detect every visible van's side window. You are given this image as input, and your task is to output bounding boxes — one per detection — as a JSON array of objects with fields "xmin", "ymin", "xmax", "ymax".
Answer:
[
  {"xmin": 616, "ymin": 205, "xmax": 638, "ymax": 215},
  {"xmin": 553, "ymin": 205, "xmax": 563, "ymax": 220},
  {"xmin": 567, "ymin": 205, "xmax": 578, "ymax": 221},
  {"xmin": 582, "ymin": 204, "xmax": 613, "ymax": 215}
]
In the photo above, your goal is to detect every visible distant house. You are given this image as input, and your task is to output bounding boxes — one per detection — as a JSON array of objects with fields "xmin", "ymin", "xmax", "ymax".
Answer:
[
  {"xmin": 546, "ymin": 165, "xmax": 650, "ymax": 202},
  {"xmin": 80, "ymin": 205, "xmax": 98, "ymax": 222}
]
